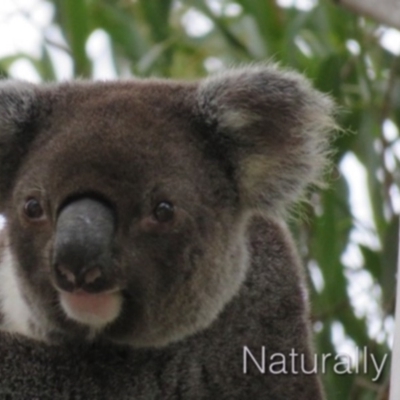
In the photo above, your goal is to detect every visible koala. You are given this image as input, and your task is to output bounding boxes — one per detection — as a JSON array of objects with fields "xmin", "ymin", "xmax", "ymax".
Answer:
[{"xmin": 0, "ymin": 66, "xmax": 334, "ymax": 399}]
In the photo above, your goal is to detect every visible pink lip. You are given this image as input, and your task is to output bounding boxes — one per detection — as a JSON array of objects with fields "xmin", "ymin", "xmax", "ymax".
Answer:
[{"xmin": 59, "ymin": 290, "xmax": 122, "ymax": 326}]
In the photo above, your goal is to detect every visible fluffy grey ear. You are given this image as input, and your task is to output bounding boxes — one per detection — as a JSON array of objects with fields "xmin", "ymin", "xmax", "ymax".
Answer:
[
  {"xmin": 0, "ymin": 81, "xmax": 37, "ymax": 131},
  {"xmin": 0, "ymin": 80, "xmax": 39, "ymax": 207},
  {"xmin": 196, "ymin": 65, "xmax": 335, "ymax": 214}
]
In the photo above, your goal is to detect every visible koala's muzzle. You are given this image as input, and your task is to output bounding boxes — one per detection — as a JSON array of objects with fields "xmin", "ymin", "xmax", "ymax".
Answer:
[{"xmin": 52, "ymin": 198, "xmax": 116, "ymax": 293}]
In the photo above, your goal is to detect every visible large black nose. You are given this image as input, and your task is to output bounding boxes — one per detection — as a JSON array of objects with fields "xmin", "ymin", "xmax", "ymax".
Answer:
[{"xmin": 52, "ymin": 197, "xmax": 116, "ymax": 293}]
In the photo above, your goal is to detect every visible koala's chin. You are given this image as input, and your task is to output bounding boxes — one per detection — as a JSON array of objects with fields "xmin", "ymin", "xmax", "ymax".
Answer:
[{"xmin": 0, "ymin": 65, "xmax": 334, "ymax": 352}]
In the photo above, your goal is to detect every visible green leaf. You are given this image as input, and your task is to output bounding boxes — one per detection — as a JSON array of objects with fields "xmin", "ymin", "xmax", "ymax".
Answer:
[
  {"xmin": 55, "ymin": 0, "xmax": 91, "ymax": 77},
  {"xmin": 90, "ymin": 1, "xmax": 147, "ymax": 64}
]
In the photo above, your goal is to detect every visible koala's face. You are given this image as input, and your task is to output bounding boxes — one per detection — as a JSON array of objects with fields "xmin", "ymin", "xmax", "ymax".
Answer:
[{"xmin": 0, "ymin": 67, "xmax": 333, "ymax": 346}]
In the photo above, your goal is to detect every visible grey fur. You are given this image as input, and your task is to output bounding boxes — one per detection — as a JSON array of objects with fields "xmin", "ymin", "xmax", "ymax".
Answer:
[
  {"xmin": 197, "ymin": 66, "xmax": 334, "ymax": 213},
  {"xmin": 0, "ymin": 65, "xmax": 334, "ymax": 399},
  {"xmin": 0, "ymin": 80, "xmax": 36, "ymax": 130}
]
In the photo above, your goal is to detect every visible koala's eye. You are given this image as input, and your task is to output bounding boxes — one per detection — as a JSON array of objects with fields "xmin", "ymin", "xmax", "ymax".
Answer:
[
  {"xmin": 24, "ymin": 198, "xmax": 44, "ymax": 220},
  {"xmin": 153, "ymin": 201, "xmax": 174, "ymax": 223}
]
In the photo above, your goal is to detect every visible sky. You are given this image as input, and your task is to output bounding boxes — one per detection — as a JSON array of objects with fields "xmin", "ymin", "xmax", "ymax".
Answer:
[{"xmin": 1, "ymin": 0, "xmax": 399, "ymax": 360}]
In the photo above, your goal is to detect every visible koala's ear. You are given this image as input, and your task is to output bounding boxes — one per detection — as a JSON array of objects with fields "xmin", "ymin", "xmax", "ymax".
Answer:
[
  {"xmin": 195, "ymin": 65, "xmax": 335, "ymax": 214},
  {"xmin": 0, "ymin": 80, "xmax": 40, "ymax": 207}
]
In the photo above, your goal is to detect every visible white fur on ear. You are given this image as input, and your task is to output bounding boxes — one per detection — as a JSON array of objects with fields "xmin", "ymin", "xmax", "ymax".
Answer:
[
  {"xmin": 195, "ymin": 65, "xmax": 336, "ymax": 214},
  {"xmin": 196, "ymin": 66, "xmax": 267, "ymax": 130},
  {"xmin": 0, "ymin": 80, "xmax": 37, "ymax": 135},
  {"xmin": 196, "ymin": 64, "xmax": 334, "ymax": 132}
]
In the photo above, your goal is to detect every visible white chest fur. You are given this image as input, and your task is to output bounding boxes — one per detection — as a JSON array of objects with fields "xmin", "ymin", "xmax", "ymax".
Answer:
[{"xmin": 0, "ymin": 243, "xmax": 34, "ymax": 337}]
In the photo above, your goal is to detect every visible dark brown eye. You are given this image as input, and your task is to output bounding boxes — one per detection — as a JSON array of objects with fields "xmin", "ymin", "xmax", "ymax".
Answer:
[
  {"xmin": 24, "ymin": 198, "xmax": 44, "ymax": 220},
  {"xmin": 153, "ymin": 201, "xmax": 174, "ymax": 223}
]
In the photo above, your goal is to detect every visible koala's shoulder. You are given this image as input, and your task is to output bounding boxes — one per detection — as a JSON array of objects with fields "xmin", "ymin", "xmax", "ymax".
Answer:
[{"xmin": 244, "ymin": 216, "xmax": 307, "ymax": 313}]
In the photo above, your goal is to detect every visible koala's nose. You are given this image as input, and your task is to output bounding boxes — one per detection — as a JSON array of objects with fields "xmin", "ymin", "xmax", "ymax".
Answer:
[{"xmin": 52, "ymin": 197, "xmax": 116, "ymax": 293}]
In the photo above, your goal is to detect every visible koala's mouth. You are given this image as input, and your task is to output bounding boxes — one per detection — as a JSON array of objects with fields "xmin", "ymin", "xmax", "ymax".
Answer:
[{"xmin": 59, "ymin": 289, "xmax": 123, "ymax": 328}]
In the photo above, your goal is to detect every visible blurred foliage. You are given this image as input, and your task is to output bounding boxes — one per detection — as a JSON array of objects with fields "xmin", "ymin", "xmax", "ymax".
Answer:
[{"xmin": 1, "ymin": 0, "xmax": 400, "ymax": 398}]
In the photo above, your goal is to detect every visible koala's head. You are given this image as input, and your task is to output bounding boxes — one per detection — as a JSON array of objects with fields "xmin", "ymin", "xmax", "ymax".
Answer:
[{"xmin": 0, "ymin": 66, "xmax": 334, "ymax": 347}]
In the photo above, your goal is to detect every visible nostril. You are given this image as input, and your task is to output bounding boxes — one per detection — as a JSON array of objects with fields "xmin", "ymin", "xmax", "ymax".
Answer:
[
  {"xmin": 54, "ymin": 264, "xmax": 77, "ymax": 292},
  {"xmin": 54, "ymin": 263, "xmax": 106, "ymax": 293},
  {"xmin": 57, "ymin": 264, "xmax": 76, "ymax": 284},
  {"xmin": 83, "ymin": 267, "xmax": 102, "ymax": 285}
]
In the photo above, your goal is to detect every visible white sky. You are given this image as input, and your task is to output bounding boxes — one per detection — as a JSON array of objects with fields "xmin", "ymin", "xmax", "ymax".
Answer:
[{"xmin": 0, "ymin": 0, "xmax": 399, "ymax": 352}]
